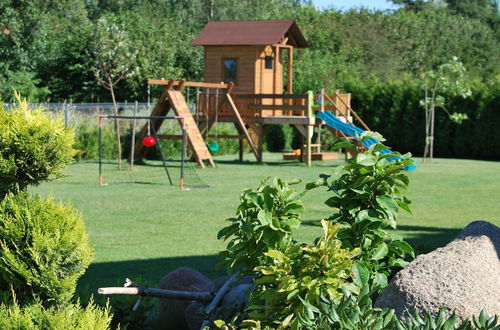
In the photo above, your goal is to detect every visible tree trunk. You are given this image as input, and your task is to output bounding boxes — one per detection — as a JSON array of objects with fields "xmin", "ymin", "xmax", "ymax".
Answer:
[
  {"xmin": 430, "ymin": 104, "xmax": 435, "ymax": 163},
  {"xmin": 109, "ymin": 78, "xmax": 122, "ymax": 170}
]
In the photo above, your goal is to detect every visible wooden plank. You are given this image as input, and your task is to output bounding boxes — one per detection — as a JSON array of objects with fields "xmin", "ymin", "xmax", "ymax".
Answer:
[
  {"xmin": 226, "ymin": 93, "xmax": 260, "ymax": 162},
  {"xmin": 262, "ymin": 116, "xmax": 310, "ymax": 125},
  {"xmin": 287, "ymin": 47, "xmax": 293, "ymax": 94},
  {"xmin": 293, "ymin": 124, "xmax": 307, "ymax": 137},
  {"xmin": 248, "ymin": 104, "xmax": 307, "ymax": 111},
  {"xmin": 157, "ymin": 134, "xmax": 243, "ymax": 140},
  {"xmin": 234, "ymin": 93, "xmax": 308, "ymax": 99},
  {"xmin": 148, "ymin": 79, "xmax": 229, "ymax": 89}
]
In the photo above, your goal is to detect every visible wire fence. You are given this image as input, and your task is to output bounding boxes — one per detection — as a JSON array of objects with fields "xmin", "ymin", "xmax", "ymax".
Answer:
[{"xmin": 3, "ymin": 102, "xmax": 152, "ymax": 127}]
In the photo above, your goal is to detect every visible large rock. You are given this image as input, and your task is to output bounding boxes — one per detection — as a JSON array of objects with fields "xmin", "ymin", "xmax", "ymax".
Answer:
[
  {"xmin": 158, "ymin": 267, "xmax": 213, "ymax": 329},
  {"xmin": 375, "ymin": 221, "xmax": 500, "ymax": 320}
]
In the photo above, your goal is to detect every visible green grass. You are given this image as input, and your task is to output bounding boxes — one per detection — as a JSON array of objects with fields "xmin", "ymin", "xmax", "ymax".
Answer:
[{"xmin": 30, "ymin": 153, "xmax": 500, "ymax": 301}]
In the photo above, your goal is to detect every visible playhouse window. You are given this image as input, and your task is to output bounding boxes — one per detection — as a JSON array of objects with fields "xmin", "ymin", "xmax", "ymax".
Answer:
[
  {"xmin": 265, "ymin": 56, "xmax": 273, "ymax": 70},
  {"xmin": 223, "ymin": 59, "xmax": 237, "ymax": 83}
]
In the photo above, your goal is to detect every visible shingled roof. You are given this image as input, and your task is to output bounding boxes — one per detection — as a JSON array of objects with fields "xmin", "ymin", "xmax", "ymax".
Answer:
[{"xmin": 191, "ymin": 19, "xmax": 308, "ymax": 48}]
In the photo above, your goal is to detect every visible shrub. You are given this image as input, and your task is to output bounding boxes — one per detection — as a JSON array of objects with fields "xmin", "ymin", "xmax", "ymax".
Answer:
[
  {"xmin": 0, "ymin": 98, "xmax": 76, "ymax": 197},
  {"xmin": 247, "ymin": 221, "xmax": 358, "ymax": 329},
  {"xmin": 0, "ymin": 299, "xmax": 112, "ymax": 330},
  {"xmin": 218, "ymin": 177, "xmax": 304, "ymax": 274},
  {"xmin": 0, "ymin": 192, "xmax": 93, "ymax": 306},
  {"xmin": 307, "ymin": 132, "xmax": 415, "ymax": 292}
]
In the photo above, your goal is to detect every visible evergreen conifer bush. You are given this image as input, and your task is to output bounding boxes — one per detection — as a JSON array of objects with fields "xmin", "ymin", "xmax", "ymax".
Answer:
[
  {"xmin": 0, "ymin": 192, "xmax": 93, "ymax": 306},
  {"xmin": 0, "ymin": 98, "xmax": 76, "ymax": 197},
  {"xmin": 0, "ymin": 298, "xmax": 112, "ymax": 330}
]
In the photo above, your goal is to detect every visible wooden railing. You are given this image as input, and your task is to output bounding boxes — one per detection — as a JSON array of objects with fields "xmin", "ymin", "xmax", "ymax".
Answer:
[
  {"xmin": 197, "ymin": 93, "xmax": 313, "ymax": 118},
  {"xmin": 318, "ymin": 89, "xmax": 371, "ymax": 131}
]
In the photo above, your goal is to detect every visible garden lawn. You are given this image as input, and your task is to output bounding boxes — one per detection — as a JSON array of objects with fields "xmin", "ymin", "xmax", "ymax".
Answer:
[{"xmin": 30, "ymin": 154, "xmax": 500, "ymax": 301}]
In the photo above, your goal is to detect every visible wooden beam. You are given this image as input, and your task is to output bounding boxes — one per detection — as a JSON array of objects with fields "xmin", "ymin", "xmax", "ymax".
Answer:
[
  {"xmin": 306, "ymin": 91, "xmax": 314, "ymax": 167},
  {"xmin": 147, "ymin": 79, "xmax": 229, "ymax": 89},
  {"xmin": 234, "ymin": 93, "xmax": 308, "ymax": 99},
  {"xmin": 288, "ymin": 47, "xmax": 293, "ymax": 94},
  {"xmin": 247, "ymin": 104, "xmax": 307, "ymax": 111},
  {"xmin": 274, "ymin": 45, "xmax": 280, "ymax": 102},
  {"xmin": 226, "ymin": 93, "xmax": 260, "ymax": 162},
  {"xmin": 157, "ymin": 134, "xmax": 244, "ymax": 140},
  {"xmin": 261, "ymin": 116, "xmax": 310, "ymax": 125},
  {"xmin": 293, "ymin": 124, "xmax": 307, "ymax": 137}
]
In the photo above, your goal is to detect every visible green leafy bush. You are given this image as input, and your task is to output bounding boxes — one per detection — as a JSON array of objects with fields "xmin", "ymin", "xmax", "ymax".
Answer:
[
  {"xmin": 0, "ymin": 299, "xmax": 112, "ymax": 330},
  {"xmin": 307, "ymin": 132, "xmax": 415, "ymax": 291},
  {"xmin": 0, "ymin": 98, "xmax": 76, "ymax": 197},
  {"xmin": 0, "ymin": 192, "xmax": 93, "ymax": 306},
  {"xmin": 247, "ymin": 221, "xmax": 358, "ymax": 329},
  {"xmin": 218, "ymin": 177, "xmax": 304, "ymax": 274}
]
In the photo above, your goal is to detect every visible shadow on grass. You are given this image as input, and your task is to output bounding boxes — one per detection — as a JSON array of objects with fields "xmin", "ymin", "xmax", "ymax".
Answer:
[
  {"xmin": 76, "ymin": 254, "xmax": 224, "ymax": 302},
  {"xmin": 214, "ymin": 158, "xmax": 344, "ymax": 168}
]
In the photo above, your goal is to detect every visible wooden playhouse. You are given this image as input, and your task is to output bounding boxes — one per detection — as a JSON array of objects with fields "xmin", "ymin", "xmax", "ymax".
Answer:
[{"xmin": 134, "ymin": 19, "xmax": 370, "ymax": 167}]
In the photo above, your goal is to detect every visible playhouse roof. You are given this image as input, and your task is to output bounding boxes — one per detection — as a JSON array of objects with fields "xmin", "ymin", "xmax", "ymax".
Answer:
[{"xmin": 191, "ymin": 19, "xmax": 308, "ymax": 48}]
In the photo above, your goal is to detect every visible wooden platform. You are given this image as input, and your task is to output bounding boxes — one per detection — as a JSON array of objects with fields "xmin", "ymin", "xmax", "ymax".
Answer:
[{"xmin": 283, "ymin": 152, "xmax": 339, "ymax": 161}]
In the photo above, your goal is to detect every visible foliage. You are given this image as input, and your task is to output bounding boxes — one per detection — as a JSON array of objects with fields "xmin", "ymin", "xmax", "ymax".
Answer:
[
  {"xmin": 247, "ymin": 220, "xmax": 358, "ymax": 329},
  {"xmin": 90, "ymin": 15, "xmax": 139, "ymax": 93},
  {"xmin": 306, "ymin": 132, "xmax": 415, "ymax": 291},
  {"xmin": 213, "ymin": 284, "xmax": 500, "ymax": 329},
  {"xmin": 0, "ymin": 98, "xmax": 76, "ymax": 196},
  {"xmin": 0, "ymin": 192, "xmax": 93, "ymax": 306},
  {"xmin": 0, "ymin": 298, "xmax": 112, "ymax": 330},
  {"xmin": 420, "ymin": 57, "xmax": 471, "ymax": 162},
  {"xmin": 217, "ymin": 177, "xmax": 304, "ymax": 274},
  {"xmin": 0, "ymin": 71, "xmax": 50, "ymax": 102}
]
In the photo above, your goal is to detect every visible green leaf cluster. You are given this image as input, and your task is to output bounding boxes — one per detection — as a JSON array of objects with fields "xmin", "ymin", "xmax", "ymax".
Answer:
[
  {"xmin": 218, "ymin": 177, "xmax": 304, "ymax": 274},
  {"xmin": 307, "ymin": 135, "xmax": 415, "ymax": 291},
  {"xmin": 247, "ymin": 221, "xmax": 359, "ymax": 329},
  {"xmin": 0, "ymin": 98, "xmax": 76, "ymax": 197},
  {"xmin": 0, "ymin": 192, "xmax": 93, "ymax": 306},
  {"xmin": 0, "ymin": 298, "xmax": 112, "ymax": 330}
]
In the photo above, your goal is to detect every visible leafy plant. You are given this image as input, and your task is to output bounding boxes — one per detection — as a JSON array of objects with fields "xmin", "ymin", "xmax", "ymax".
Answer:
[
  {"xmin": 0, "ymin": 97, "xmax": 76, "ymax": 197},
  {"xmin": 0, "ymin": 192, "xmax": 93, "ymax": 306},
  {"xmin": 246, "ymin": 220, "xmax": 358, "ymax": 329},
  {"xmin": 217, "ymin": 177, "xmax": 304, "ymax": 274},
  {"xmin": 307, "ymin": 132, "xmax": 415, "ymax": 292},
  {"xmin": 0, "ymin": 298, "xmax": 112, "ymax": 330}
]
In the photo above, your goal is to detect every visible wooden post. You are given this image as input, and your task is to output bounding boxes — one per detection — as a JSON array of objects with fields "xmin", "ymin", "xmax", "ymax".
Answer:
[
  {"xmin": 274, "ymin": 46, "xmax": 280, "ymax": 104},
  {"xmin": 287, "ymin": 47, "xmax": 293, "ymax": 94},
  {"xmin": 306, "ymin": 91, "xmax": 313, "ymax": 167},
  {"xmin": 317, "ymin": 89, "xmax": 324, "ymax": 148}
]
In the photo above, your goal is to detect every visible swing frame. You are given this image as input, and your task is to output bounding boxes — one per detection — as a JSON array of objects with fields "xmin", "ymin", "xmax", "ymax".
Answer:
[{"xmin": 98, "ymin": 114, "xmax": 188, "ymax": 190}]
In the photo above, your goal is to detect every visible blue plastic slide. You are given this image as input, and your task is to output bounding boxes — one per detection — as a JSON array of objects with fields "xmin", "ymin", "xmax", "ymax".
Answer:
[{"xmin": 317, "ymin": 111, "xmax": 416, "ymax": 171}]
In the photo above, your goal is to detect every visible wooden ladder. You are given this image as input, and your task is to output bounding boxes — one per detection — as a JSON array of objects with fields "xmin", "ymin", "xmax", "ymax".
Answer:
[{"xmin": 166, "ymin": 89, "xmax": 215, "ymax": 168}]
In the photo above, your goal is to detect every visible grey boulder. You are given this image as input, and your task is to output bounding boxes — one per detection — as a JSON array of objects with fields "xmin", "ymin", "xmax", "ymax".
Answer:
[{"xmin": 375, "ymin": 221, "xmax": 500, "ymax": 320}]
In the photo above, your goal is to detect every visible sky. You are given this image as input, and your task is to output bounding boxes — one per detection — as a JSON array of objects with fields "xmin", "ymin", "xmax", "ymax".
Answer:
[{"xmin": 311, "ymin": 0, "xmax": 400, "ymax": 11}]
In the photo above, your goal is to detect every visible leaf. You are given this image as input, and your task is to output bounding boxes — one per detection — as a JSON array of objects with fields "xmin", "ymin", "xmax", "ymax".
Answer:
[
  {"xmin": 352, "ymin": 261, "xmax": 369, "ymax": 287},
  {"xmin": 479, "ymin": 309, "xmax": 489, "ymax": 325},
  {"xmin": 257, "ymin": 210, "xmax": 271, "ymax": 225},
  {"xmin": 217, "ymin": 223, "xmax": 239, "ymax": 240},
  {"xmin": 391, "ymin": 240, "xmax": 415, "ymax": 258},
  {"xmin": 443, "ymin": 313, "xmax": 457, "ymax": 330},
  {"xmin": 283, "ymin": 201, "xmax": 304, "ymax": 214},
  {"xmin": 356, "ymin": 153, "xmax": 378, "ymax": 166},
  {"xmin": 265, "ymin": 249, "xmax": 287, "ymax": 263},
  {"xmin": 282, "ymin": 313, "xmax": 295, "ymax": 327},
  {"xmin": 360, "ymin": 131, "xmax": 386, "ymax": 142},
  {"xmin": 371, "ymin": 242, "xmax": 388, "ymax": 260}
]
